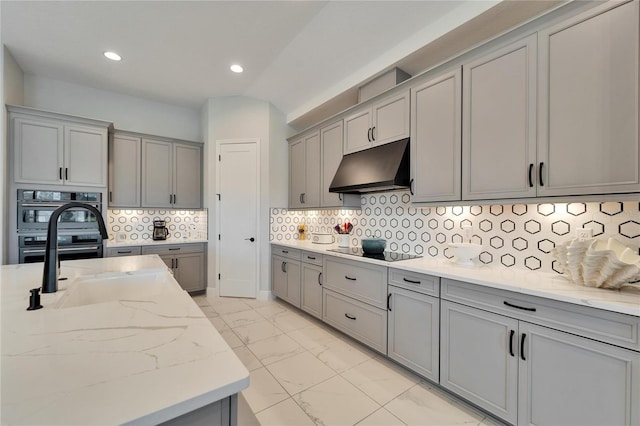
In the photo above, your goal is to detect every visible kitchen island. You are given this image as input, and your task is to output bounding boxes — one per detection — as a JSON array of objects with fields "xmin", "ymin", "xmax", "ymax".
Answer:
[{"xmin": 1, "ymin": 255, "xmax": 249, "ymax": 425}]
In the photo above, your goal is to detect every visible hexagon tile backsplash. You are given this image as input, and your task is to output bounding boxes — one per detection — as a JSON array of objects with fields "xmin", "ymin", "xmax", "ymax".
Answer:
[
  {"xmin": 270, "ymin": 192, "xmax": 640, "ymax": 274},
  {"xmin": 107, "ymin": 209, "xmax": 207, "ymax": 243}
]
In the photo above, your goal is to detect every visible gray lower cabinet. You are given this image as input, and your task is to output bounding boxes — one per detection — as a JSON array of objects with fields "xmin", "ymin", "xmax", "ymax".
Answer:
[
  {"xmin": 141, "ymin": 244, "xmax": 206, "ymax": 293},
  {"xmin": 441, "ymin": 279, "xmax": 640, "ymax": 425},
  {"xmin": 106, "ymin": 246, "xmax": 142, "ymax": 257},
  {"xmin": 271, "ymin": 250, "xmax": 301, "ymax": 308},
  {"xmin": 300, "ymin": 252, "xmax": 323, "ymax": 319},
  {"xmin": 387, "ymin": 285, "xmax": 439, "ymax": 382},
  {"xmin": 323, "ymin": 257, "xmax": 388, "ymax": 353}
]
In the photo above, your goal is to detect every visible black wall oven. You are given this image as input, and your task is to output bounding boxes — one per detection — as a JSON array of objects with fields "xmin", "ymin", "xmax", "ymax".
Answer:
[{"xmin": 17, "ymin": 190, "xmax": 104, "ymax": 264}]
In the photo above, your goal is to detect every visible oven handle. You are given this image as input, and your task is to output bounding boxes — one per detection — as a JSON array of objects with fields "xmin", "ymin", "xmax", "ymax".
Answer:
[
  {"xmin": 20, "ymin": 203, "xmax": 100, "ymax": 209},
  {"xmin": 22, "ymin": 246, "xmax": 100, "ymax": 254}
]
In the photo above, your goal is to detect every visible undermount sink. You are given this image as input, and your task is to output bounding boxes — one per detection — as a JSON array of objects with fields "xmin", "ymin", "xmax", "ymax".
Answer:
[{"xmin": 56, "ymin": 270, "xmax": 176, "ymax": 309}]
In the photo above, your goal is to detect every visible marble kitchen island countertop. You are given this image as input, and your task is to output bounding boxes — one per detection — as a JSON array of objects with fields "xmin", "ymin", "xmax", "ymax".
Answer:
[
  {"xmin": 1, "ymin": 255, "xmax": 249, "ymax": 425},
  {"xmin": 272, "ymin": 240, "xmax": 640, "ymax": 317}
]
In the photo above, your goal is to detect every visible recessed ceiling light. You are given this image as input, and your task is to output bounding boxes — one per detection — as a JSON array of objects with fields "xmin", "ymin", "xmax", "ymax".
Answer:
[
  {"xmin": 230, "ymin": 64, "xmax": 243, "ymax": 73},
  {"xmin": 104, "ymin": 51, "xmax": 122, "ymax": 61}
]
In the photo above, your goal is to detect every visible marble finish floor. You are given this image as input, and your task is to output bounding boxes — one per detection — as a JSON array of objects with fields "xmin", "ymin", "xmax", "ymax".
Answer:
[{"xmin": 192, "ymin": 294, "xmax": 501, "ymax": 426}]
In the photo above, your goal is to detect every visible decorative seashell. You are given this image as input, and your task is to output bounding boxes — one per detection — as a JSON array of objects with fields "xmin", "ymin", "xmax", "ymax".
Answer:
[{"xmin": 552, "ymin": 237, "xmax": 640, "ymax": 290}]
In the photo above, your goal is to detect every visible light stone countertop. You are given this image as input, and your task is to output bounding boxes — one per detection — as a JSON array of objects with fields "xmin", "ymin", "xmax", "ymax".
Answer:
[
  {"xmin": 1, "ymin": 255, "xmax": 248, "ymax": 425},
  {"xmin": 106, "ymin": 238, "xmax": 208, "ymax": 248},
  {"xmin": 272, "ymin": 240, "xmax": 640, "ymax": 317}
]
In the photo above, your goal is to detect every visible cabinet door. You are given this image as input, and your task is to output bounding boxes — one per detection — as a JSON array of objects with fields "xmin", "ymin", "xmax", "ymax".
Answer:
[
  {"xmin": 173, "ymin": 143, "xmax": 202, "ymax": 208},
  {"xmin": 372, "ymin": 91, "xmax": 410, "ymax": 147},
  {"xmin": 285, "ymin": 259, "xmax": 301, "ymax": 308},
  {"xmin": 13, "ymin": 116, "xmax": 64, "ymax": 184},
  {"xmin": 303, "ymin": 131, "xmax": 321, "ymax": 207},
  {"xmin": 462, "ymin": 35, "xmax": 537, "ymax": 200},
  {"xmin": 411, "ymin": 69, "xmax": 461, "ymax": 202},
  {"xmin": 109, "ymin": 134, "xmax": 141, "ymax": 207},
  {"xmin": 387, "ymin": 286, "xmax": 439, "ymax": 381},
  {"xmin": 142, "ymin": 139, "xmax": 173, "ymax": 207},
  {"xmin": 441, "ymin": 300, "xmax": 518, "ymax": 425},
  {"xmin": 64, "ymin": 125, "xmax": 108, "ymax": 187},
  {"xmin": 538, "ymin": 1, "xmax": 640, "ymax": 196},
  {"xmin": 321, "ymin": 120, "xmax": 343, "ymax": 207},
  {"xmin": 174, "ymin": 252, "xmax": 205, "ymax": 293},
  {"xmin": 272, "ymin": 255, "xmax": 288, "ymax": 300},
  {"xmin": 518, "ymin": 322, "xmax": 640, "ymax": 426},
  {"xmin": 289, "ymin": 138, "xmax": 305, "ymax": 208},
  {"xmin": 301, "ymin": 263, "xmax": 323, "ymax": 319},
  {"xmin": 344, "ymin": 108, "xmax": 372, "ymax": 154}
]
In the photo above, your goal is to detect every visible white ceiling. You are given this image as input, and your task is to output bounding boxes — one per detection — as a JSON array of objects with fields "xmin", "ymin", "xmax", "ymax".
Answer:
[{"xmin": 1, "ymin": 1, "xmax": 500, "ymax": 124}]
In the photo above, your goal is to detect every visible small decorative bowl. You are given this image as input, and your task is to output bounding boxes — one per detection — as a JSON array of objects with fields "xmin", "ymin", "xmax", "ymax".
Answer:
[
  {"xmin": 449, "ymin": 243, "xmax": 483, "ymax": 265},
  {"xmin": 361, "ymin": 239, "xmax": 386, "ymax": 254}
]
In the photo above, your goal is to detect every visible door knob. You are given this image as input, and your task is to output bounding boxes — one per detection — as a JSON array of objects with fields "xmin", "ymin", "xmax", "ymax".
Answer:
[{"xmin": 245, "ymin": 237, "xmax": 255, "ymax": 242}]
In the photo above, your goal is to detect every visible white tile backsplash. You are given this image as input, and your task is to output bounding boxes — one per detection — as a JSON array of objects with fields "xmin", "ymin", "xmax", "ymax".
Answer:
[
  {"xmin": 270, "ymin": 193, "xmax": 640, "ymax": 274},
  {"xmin": 107, "ymin": 209, "xmax": 207, "ymax": 243}
]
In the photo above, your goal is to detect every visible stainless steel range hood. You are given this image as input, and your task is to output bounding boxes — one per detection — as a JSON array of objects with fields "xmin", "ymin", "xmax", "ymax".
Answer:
[{"xmin": 329, "ymin": 138, "xmax": 410, "ymax": 194}]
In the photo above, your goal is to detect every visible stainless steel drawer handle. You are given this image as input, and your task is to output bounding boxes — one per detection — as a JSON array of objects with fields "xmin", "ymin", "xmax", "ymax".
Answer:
[
  {"xmin": 59, "ymin": 246, "xmax": 99, "ymax": 252},
  {"xmin": 503, "ymin": 301, "xmax": 536, "ymax": 312},
  {"xmin": 345, "ymin": 276, "xmax": 356, "ymax": 281},
  {"xmin": 345, "ymin": 313, "xmax": 356, "ymax": 320},
  {"xmin": 402, "ymin": 277, "xmax": 421, "ymax": 284}
]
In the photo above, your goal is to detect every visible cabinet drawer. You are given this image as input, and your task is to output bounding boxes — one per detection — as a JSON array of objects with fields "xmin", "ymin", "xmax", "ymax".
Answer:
[
  {"xmin": 324, "ymin": 257, "xmax": 388, "ymax": 309},
  {"xmin": 271, "ymin": 245, "xmax": 301, "ymax": 261},
  {"xmin": 442, "ymin": 278, "xmax": 640, "ymax": 351},
  {"xmin": 302, "ymin": 251, "xmax": 322, "ymax": 266},
  {"xmin": 323, "ymin": 289, "xmax": 387, "ymax": 353},
  {"xmin": 141, "ymin": 243, "xmax": 204, "ymax": 256},
  {"xmin": 389, "ymin": 268, "xmax": 439, "ymax": 297},
  {"xmin": 106, "ymin": 246, "xmax": 141, "ymax": 257}
]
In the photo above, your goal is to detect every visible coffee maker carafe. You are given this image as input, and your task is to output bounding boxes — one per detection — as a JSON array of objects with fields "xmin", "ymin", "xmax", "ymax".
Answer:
[{"xmin": 153, "ymin": 220, "xmax": 169, "ymax": 240}]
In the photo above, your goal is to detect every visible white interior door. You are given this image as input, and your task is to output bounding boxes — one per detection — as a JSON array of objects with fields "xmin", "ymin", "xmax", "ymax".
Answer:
[{"xmin": 217, "ymin": 141, "xmax": 259, "ymax": 298}]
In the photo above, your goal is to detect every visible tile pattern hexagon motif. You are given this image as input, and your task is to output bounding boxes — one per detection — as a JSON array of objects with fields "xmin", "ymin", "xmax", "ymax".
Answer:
[
  {"xmin": 107, "ymin": 209, "xmax": 208, "ymax": 243},
  {"xmin": 270, "ymin": 195, "xmax": 640, "ymax": 274}
]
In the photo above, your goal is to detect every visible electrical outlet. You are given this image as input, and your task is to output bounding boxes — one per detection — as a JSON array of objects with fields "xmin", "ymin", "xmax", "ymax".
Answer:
[
  {"xmin": 116, "ymin": 232, "xmax": 127, "ymax": 242},
  {"xmin": 576, "ymin": 228, "xmax": 593, "ymax": 239}
]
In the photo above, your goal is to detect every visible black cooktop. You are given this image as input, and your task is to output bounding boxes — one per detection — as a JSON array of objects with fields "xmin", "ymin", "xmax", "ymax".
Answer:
[{"xmin": 327, "ymin": 247, "xmax": 421, "ymax": 262}]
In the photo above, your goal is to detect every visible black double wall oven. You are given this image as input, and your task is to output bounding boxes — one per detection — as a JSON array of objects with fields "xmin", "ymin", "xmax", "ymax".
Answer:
[{"xmin": 17, "ymin": 190, "xmax": 104, "ymax": 264}]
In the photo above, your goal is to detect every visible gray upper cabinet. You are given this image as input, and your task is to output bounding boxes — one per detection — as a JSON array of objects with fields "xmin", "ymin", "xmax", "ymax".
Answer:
[
  {"xmin": 320, "ymin": 120, "xmax": 361, "ymax": 208},
  {"xmin": 109, "ymin": 133, "xmax": 141, "ymax": 207},
  {"xmin": 344, "ymin": 90, "xmax": 410, "ymax": 154},
  {"xmin": 141, "ymin": 138, "xmax": 202, "ymax": 209},
  {"xmin": 537, "ymin": 0, "xmax": 640, "ymax": 196},
  {"xmin": 411, "ymin": 68, "xmax": 462, "ymax": 202},
  {"xmin": 289, "ymin": 131, "xmax": 320, "ymax": 208},
  {"xmin": 462, "ymin": 35, "xmax": 537, "ymax": 201},
  {"xmin": 10, "ymin": 106, "xmax": 110, "ymax": 187}
]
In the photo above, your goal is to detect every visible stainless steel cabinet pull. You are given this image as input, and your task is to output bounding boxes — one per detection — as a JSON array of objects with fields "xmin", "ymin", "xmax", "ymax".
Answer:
[
  {"xmin": 59, "ymin": 246, "xmax": 98, "ymax": 252},
  {"xmin": 520, "ymin": 333, "xmax": 527, "ymax": 361},
  {"xmin": 503, "ymin": 301, "xmax": 536, "ymax": 312},
  {"xmin": 344, "ymin": 275, "xmax": 356, "ymax": 281},
  {"xmin": 509, "ymin": 330, "xmax": 515, "ymax": 357},
  {"xmin": 318, "ymin": 272, "xmax": 322, "ymax": 286},
  {"xmin": 403, "ymin": 277, "xmax": 420, "ymax": 284},
  {"xmin": 345, "ymin": 313, "xmax": 356, "ymax": 320}
]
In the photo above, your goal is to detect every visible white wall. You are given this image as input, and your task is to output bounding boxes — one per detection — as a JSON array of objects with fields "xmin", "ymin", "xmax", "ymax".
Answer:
[
  {"xmin": 24, "ymin": 75, "xmax": 201, "ymax": 141},
  {"xmin": 2, "ymin": 46, "xmax": 26, "ymax": 264},
  {"xmin": 203, "ymin": 96, "xmax": 291, "ymax": 297}
]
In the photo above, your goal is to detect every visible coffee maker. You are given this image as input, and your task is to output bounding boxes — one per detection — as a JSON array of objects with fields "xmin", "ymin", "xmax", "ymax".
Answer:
[{"xmin": 152, "ymin": 220, "xmax": 169, "ymax": 240}]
